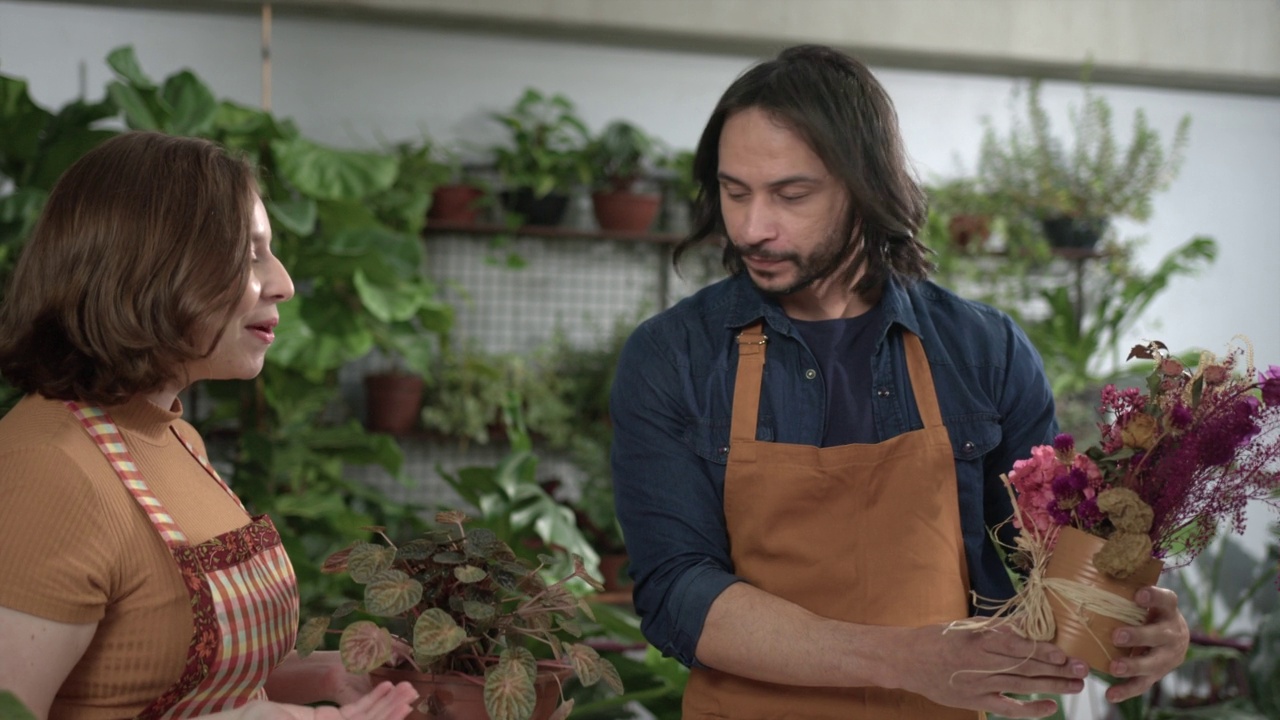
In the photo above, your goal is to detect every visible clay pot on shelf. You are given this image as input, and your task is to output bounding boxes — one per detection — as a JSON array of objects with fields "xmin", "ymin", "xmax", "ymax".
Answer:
[{"xmin": 364, "ymin": 372, "xmax": 424, "ymax": 435}]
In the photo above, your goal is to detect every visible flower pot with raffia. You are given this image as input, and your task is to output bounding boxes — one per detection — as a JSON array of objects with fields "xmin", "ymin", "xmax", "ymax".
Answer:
[{"xmin": 959, "ymin": 339, "xmax": 1280, "ymax": 674}]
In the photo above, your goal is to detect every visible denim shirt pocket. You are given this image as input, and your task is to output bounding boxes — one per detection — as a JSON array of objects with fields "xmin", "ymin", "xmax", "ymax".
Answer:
[
  {"xmin": 945, "ymin": 414, "xmax": 1002, "ymax": 464},
  {"xmin": 685, "ymin": 416, "xmax": 776, "ymax": 465}
]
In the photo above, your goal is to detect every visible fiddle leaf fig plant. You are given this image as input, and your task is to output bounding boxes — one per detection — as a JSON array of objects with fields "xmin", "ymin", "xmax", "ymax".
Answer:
[{"xmin": 296, "ymin": 511, "xmax": 622, "ymax": 720}]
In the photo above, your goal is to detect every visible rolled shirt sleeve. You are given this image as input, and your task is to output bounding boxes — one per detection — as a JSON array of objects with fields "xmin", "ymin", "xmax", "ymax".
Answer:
[{"xmin": 610, "ymin": 321, "xmax": 741, "ymax": 667}]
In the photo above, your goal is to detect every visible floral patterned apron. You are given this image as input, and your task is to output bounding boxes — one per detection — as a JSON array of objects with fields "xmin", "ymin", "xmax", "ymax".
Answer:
[
  {"xmin": 67, "ymin": 402, "xmax": 299, "ymax": 719},
  {"xmin": 682, "ymin": 326, "xmax": 980, "ymax": 719}
]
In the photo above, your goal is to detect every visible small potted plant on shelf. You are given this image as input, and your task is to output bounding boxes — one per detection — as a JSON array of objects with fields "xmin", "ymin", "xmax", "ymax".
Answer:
[
  {"xmin": 428, "ymin": 152, "xmax": 492, "ymax": 227},
  {"xmin": 976, "ymin": 76, "xmax": 1191, "ymax": 250},
  {"xmin": 489, "ymin": 88, "xmax": 591, "ymax": 227},
  {"xmin": 296, "ymin": 510, "xmax": 622, "ymax": 720},
  {"xmin": 585, "ymin": 120, "xmax": 664, "ymax": 233},
  {"xmin": 924, "ymin": 177, "xmax": 1003, "ymax": 251}
]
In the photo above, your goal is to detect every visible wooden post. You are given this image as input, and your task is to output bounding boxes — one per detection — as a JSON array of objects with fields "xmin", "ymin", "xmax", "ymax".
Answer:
[{"xmin": 261, "ymin": 3, "xmax": 272, "ymax": 112}]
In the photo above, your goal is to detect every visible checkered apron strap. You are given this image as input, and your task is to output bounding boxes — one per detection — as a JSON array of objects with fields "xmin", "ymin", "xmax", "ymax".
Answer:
[
  {"xmin": 65, "ymin": 402, "xmax": 188, "ymax": 546},
  {"xmin": 171, "ymin": 428, "xmax": 247, "ymax": 513}
]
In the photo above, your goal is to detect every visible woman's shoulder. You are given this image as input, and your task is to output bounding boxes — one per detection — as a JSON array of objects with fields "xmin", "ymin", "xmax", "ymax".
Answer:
[{"xmin": 0, "ymin": 394, "xmax": 94, "ymax": 456}]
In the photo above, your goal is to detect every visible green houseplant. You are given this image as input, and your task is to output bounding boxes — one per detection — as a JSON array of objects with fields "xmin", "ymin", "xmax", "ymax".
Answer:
[
  {"xmin": 977, "ymin": 77, "xmax": 1191, "ymax": 249},
  {"xmin": 585, "ymin": 120, "xmax": 663, "ymax": 233},
  {"xmin": 489, "ymin": 88, "xmax": 590, "ymax": 227},
  {"xmin": 295, "ymin": 509, "xmax": 622, "ymax": 720}
]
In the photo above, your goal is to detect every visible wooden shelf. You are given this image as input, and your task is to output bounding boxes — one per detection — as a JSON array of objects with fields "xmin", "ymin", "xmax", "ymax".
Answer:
[{"xmin": 423, "ymin": 221, "xmax": 684, "ymax": 245}]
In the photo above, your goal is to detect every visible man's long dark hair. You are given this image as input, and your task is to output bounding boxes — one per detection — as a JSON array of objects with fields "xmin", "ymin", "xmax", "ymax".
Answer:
[{"xmin": 675, "ymin": 44, "xmax": 932, "ymax": 299}]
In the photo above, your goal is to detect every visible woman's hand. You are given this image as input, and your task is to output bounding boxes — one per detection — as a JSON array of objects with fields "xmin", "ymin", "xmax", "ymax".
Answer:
[
  {"xmin": 238, "ymin": 681, "xmax": 419, "ymax": 720},
  {"xmin": 1104, "ymin": 586, "xmax": 1190, "ymax": 703}
]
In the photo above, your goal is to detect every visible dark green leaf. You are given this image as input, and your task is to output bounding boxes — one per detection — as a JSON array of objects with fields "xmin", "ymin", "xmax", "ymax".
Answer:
[
  {"xmin": 271, "ymin": 136, "xmax": 398, "ymax": 201},
  {"xmin": 105, "ymin": 46, "xmax": 154, "ymax": 89}
]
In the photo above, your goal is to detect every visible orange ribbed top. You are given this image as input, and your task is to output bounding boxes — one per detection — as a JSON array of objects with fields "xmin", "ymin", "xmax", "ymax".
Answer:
[{"xmin": 0, "ymin": 394, "xmax": 252, "ymax": 720}]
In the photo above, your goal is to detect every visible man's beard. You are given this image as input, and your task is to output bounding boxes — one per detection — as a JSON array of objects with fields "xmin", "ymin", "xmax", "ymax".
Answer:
[{"xmin": 736, "ymin": 221, "xmax": 856, "ymax": 297}]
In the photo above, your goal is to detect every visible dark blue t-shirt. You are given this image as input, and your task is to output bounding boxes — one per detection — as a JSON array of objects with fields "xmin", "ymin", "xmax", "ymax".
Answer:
[{"xmin": 790, "ymin": 302, "xmax": 884, "ymax": 447}]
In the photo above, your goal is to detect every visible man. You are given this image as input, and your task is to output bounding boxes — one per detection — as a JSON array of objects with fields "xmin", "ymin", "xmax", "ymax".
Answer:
[{"xmin": 609, "ymin": 45, "xmax": 1188, "ymax": 719}]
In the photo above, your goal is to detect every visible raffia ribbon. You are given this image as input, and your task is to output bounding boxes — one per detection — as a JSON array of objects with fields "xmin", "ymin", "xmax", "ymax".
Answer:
[{"xmin": 944, "ymin": 477, "xmax": 1147, "ymax": 679}]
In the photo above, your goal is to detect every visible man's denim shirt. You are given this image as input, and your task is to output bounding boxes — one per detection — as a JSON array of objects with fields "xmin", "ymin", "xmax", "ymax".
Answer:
[{"xmin": 610, "ymin": 272, "xmax": 1058, "ymax": 667}]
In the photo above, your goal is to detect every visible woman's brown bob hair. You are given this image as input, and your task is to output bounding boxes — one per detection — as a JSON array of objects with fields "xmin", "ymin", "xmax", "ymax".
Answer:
[{"xmin": 0, "ymin": 131, "xmax": 258, "ymax": 405}]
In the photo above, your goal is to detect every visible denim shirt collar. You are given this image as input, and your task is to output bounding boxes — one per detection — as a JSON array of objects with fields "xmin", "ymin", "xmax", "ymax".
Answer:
[{"xmin": 720, "ymin": 272, "xmax": 923, "ymax": 346}]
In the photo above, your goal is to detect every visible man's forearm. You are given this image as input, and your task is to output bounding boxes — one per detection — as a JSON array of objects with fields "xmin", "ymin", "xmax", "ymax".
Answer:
[{"xmin": 694, "ymin": 582, "xmax": 905, "ymax": 689}]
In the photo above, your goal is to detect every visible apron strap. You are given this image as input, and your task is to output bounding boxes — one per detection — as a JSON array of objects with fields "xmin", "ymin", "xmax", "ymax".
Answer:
[
  {"xmin": 730, "ymin": 323, "xmax": 768, "ymax": 452},
  {"xmin": 902, "ymin": 333, "xmax": 945, "ymax": 429},
  {"xmin": 66, "ymin": 402, "xmax": 191, "ymax": 547}
]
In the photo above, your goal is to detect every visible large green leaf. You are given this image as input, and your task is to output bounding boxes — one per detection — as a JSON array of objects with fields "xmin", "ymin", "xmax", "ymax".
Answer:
[
  {"xmin": 266, "ymin": 197, "xmax": 317, "ymax": 236},
  {"xmin": 0, "ymin": 76, "xmax": 53, "ymax": 169},
  {"xmin": 271, "ymin": 136, "xmax": 398, "ymax": 201},
  {"xmin": 324, "ymin": 225, "xmax": 423, "ymax": 278},
  {"xmin": 271, "ymin": 292, "xmax": 374, "ymax": 373},
  {"xmin": 161, "ymin": 70, "xmax": 217, "ymax": 136},
  {"xmin": 354, "ymin": 267, "xmax": 422, "ymax": 323},
  {"xmin": 30, "ymin": 128, "xmax": 116, "ymax": 190},
  {"xmin": 269, "ymin": 491, "xmax": 350, "ymax": 521},
  {"xmin": 107, "ymin": 81, "xmax": 161, "ymax": 131},
  {"xmin": 105, "ymin": 46, "xmax": 154, "ymax": 89}
]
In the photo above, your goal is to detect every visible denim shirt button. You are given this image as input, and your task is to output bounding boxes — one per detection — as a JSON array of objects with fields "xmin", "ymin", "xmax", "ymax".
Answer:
[
  {"xmin": 804, "ymin": 368, "xmax": 817, "ymax": 380},
  {"xmin": 962, "ymin": 440, "xmax": 976, "ymax": 454},
  {"xmin": 876, "ymin": 387, "xmax": 891, "ymax": 398}
]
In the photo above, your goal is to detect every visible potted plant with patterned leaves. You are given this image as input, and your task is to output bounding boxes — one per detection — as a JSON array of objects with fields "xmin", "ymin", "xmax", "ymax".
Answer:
[
  {"xmin": 977, "ymin": 76, "xmax": 1190, "ymax": 249},
  {"xmin": 296, "ymin": 510, "xmax": 622, "ymax": 720}
]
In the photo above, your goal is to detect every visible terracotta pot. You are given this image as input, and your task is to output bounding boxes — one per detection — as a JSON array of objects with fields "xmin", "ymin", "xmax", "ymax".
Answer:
[
  {"xmin": 591, "ymin": 190, "xmax": 661, "ymax": 232},
  {"xmin": 429, "ymin": 184, "xmax": 485, "ymax": 225},
  {"xmin": 370, "ymin": 665, "xmax": 571, "ymax": 720},
  {"xmin": 364, "ymin": 372, "xmax": 424, "ymax": 435},
  {"xmin": 1043, "ymin": 526, "xmax": 1163, "ymax": 673},
  {"xmin": 947, "ymin": 213, "xmax": 992, "ymax": 249}
]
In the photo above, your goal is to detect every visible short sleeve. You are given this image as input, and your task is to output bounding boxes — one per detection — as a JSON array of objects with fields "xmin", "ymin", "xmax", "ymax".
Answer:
[{"xmin": 0, "ymin": 446, "xmax": 118, "ymax": 623}]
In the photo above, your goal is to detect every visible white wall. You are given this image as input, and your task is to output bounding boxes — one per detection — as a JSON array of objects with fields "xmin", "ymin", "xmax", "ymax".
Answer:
[{"xmin": 3, "ymin": 0, "xmax": 1278, "ymax": 562}]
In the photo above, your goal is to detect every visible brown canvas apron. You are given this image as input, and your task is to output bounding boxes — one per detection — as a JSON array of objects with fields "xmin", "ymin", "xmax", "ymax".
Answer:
[{"xmin": 682, "ymin": 325, "xmax": 980, "ymax": 719}]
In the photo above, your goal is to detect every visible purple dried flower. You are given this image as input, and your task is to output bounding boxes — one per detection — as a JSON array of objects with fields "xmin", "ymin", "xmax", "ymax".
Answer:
[
  {"xmin": 1054, "ymin": 433, "xmax": 1075, "ymax": 453},
  {"xmin": 1169, "ymin": 403, "xmax": 1194, "ymax": 429},
  {"xmin": 1260, "ymin": 365, "xmax": 1280, "ymax": 407}
]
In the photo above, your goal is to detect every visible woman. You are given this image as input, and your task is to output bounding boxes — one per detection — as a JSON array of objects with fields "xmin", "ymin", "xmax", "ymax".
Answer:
[{"xmin": 0, "ymin": 132, "xmax": 418, "ymax": 720}]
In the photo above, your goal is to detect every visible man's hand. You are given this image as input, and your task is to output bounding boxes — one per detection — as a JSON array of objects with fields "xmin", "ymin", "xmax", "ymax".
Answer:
[
  {"xmin": 1104, "ymin": 586, "xmax": 1190, "ymax": 703},
  {"xmin": 892, "ymin": 624, "xmax": 1089, "ymax": 719}
]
